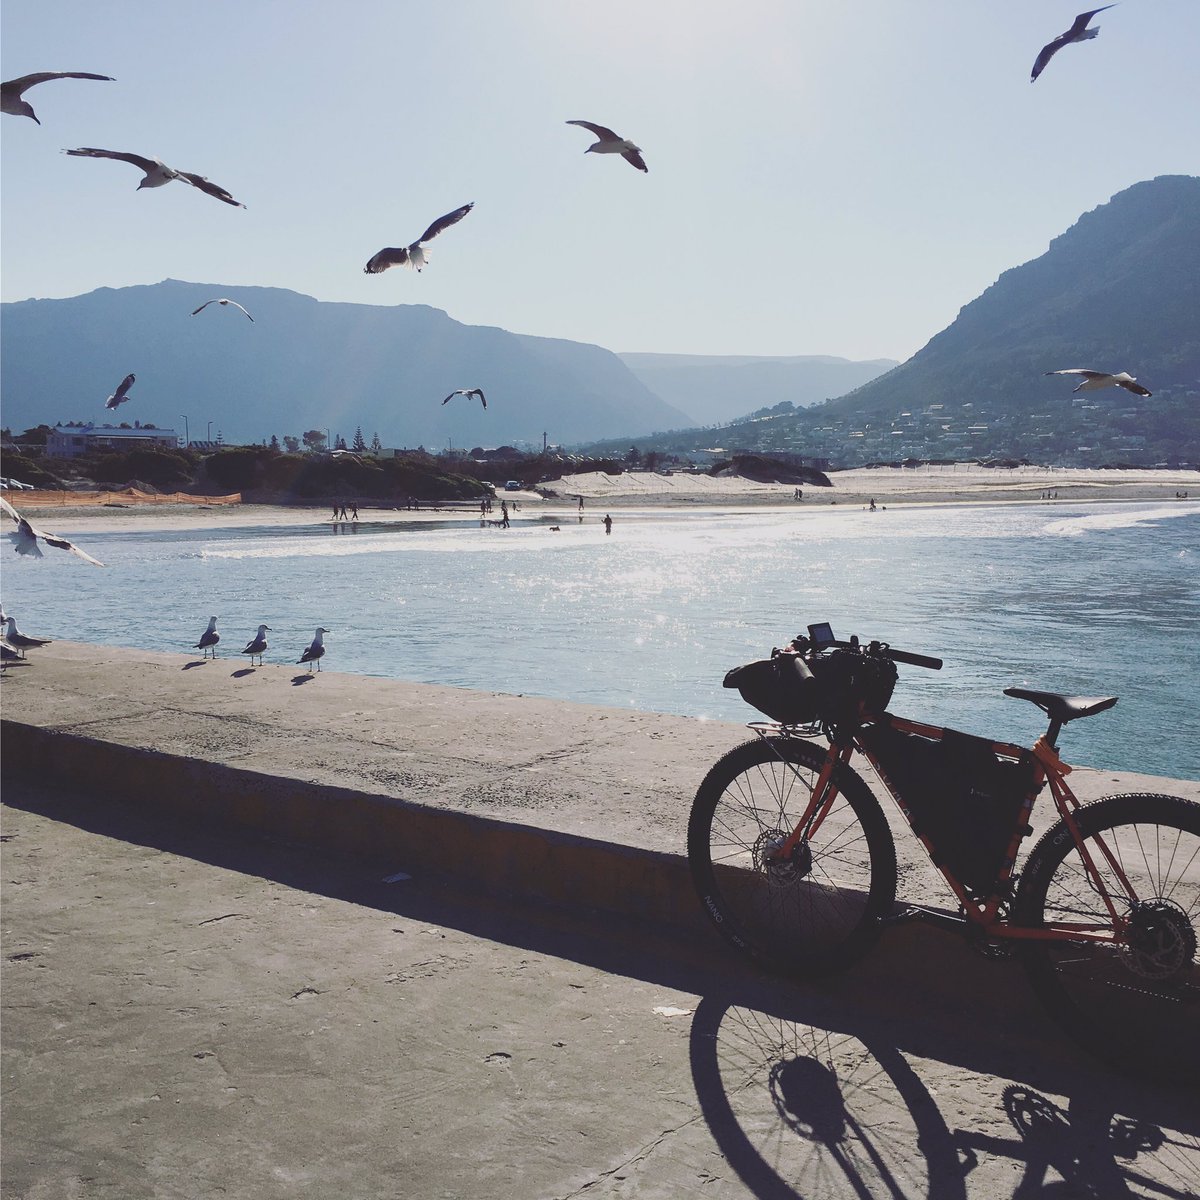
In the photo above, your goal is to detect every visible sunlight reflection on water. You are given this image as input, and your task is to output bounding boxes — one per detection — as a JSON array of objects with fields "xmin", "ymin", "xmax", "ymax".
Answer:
[{"xmin": 5, "ymin": 501, "xmax": 1198, "ymax": 777}]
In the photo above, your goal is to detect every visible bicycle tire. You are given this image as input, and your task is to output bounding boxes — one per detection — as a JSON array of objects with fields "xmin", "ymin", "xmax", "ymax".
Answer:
[
  {"xmin": 688, "ymin": 736, "xmax": 896, "ymax": 978},
  {"xmin": 1013, "ymin": 793, "xmax": 1200, "ymax": 1082}
]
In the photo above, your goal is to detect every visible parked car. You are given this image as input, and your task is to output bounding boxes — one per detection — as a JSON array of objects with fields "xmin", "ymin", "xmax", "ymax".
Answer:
[{"xmin": 504, "ymin": 480, "xmax": 521, "ymax": 491}]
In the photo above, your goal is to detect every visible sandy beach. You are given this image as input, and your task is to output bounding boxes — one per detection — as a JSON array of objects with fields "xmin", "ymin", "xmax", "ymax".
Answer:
[{"xmin": 13, "ymin": 464, "xmax": 1197, "ymax": 532}]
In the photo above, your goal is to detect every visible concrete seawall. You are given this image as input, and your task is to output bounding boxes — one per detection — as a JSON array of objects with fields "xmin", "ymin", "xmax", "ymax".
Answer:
[{"xmin": 3, "ymin": 642, "xmax": 1196, "ymax": 933}]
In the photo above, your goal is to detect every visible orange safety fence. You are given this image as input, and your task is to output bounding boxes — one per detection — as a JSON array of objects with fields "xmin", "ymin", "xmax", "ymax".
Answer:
[{"xmin": 10, "ymin": 488, "xmax": 242, "ymax": 507}]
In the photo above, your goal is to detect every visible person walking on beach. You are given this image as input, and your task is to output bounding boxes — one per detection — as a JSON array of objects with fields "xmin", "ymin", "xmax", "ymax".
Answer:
[
  {"xmin": 500, "ymin": 500, "xmax": 510, "ymax": 529},
  {"xmin": 338, "ymin": 501, "xmax": 349, "ymax": 520},
  {"xmin": 603, "ymin": 513, "xmax": 612, "ymax": 536},
  {"xmin": 332, "ymin": 502, "xmax": 340, "ymax": 522},
  {"xmin": 350, "ymin": 503, "xmax": 359, "ymax": 521}
]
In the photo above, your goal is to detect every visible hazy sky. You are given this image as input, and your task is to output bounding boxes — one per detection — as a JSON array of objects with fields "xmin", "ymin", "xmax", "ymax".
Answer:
[{"xmin": 2, "ymin": 2, "xmax": 1196, "ymax": 363}]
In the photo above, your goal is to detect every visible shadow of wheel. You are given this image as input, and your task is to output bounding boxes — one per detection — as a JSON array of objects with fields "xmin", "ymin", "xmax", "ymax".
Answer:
[{"xmin": 688, "ymin": 994, "xmax": 966, "ymax": 1199}]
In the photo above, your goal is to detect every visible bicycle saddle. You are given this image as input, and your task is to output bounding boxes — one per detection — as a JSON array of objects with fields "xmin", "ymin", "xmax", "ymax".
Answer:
[{"xmin": 1003, "ymin": 687, "xmax": 1117, "ymax": 723}]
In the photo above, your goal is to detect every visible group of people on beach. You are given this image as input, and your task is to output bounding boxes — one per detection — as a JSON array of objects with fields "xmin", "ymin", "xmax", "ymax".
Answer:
[{"xmin": 332, "ymin": 500, "xmax": 359, "ymax": 521}]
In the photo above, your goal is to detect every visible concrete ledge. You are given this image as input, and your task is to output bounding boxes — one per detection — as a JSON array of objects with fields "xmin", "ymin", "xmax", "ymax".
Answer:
[
  {"xmin": 3, "ymin": 642, "xmax": 1196, "ymax": 941},
  {"xmin": 4, "ymin": 720, "xmax": 706, "ymax": 936}
]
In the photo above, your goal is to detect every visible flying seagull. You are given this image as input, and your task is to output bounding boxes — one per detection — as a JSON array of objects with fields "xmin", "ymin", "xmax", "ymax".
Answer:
[
  {"xmin": 364, "ymin": 203, "xmax": 474, "ymax": 273},
  {"xmin": 1031, "ymin": 6, "xmax": 1116, "ymax": 82},
  {"xmin": 442, "ymin": 388, "xmax": 486, "ymax": 409},
  {"xmin": 105, "ymin": 372, "xmax": 136, "ymax": 410},
  {"xmin": 1045, "ymin": 368, "xmax": 1152, "ymax": 397},
  {"xmin": 298, "ymin": 627, "xmax": 329, "ymax": 672},
  {"xmin": 4, "ymin": 616, "xmax": 51, "ymax": 658},
  {"xmin": 241, "ymin": 624, "xmax": 271, "ymax": 666},
  {"xmin": 192, "ymin": 298, "xmax": 254, "ymax": 322},
  {"xmin": 1, "ymin": 72, "xmax": 114, "ymax": 124},
  {"xmin": 193, "ymin": 615, "xmax": 220, "ymax": 659},
  {"xmin": 63, "ymin": 147, "xmax": 245, "ymax": 207},
  {"xmin": 566, "ymin": 120, "xmax": 648, "ymax": 173},
  {"xmin": 1, "ymin": 495, "xmax": 104, "ymax": 566}
]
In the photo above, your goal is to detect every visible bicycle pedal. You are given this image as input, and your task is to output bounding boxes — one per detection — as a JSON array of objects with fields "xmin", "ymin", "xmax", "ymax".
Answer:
[{"xmin": 881, "ymin": 905, "xmax": 967, "ymax": 932}]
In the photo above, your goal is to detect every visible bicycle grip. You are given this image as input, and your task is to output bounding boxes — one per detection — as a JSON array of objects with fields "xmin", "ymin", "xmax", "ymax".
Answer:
[
  {"xmin": 783, "ymin": 653, "xmax": 816, "ymax": 683},
  {"xmin": 885, "ymin": 648, "xmax": 943, "ymax": 670}
]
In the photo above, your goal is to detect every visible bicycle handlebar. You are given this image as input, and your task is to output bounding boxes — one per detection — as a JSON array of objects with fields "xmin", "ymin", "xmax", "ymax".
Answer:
[
  {"xmin": 882, "ymin": 647, "xmax": 943, "ymax": 671},
  {"xmin": 788, "ymin": 629, "xmax": 943, "ymax": 672}
]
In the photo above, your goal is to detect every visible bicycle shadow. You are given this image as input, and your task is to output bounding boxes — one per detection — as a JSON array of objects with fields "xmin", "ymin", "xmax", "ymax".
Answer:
[
  {"xmin": 955, "ymin": 1085, "xmax": 1200, "ymax": 1200},
  {"xmin": 687, "ymin": 971, "xmax": 1199, "ymax": 1200}
]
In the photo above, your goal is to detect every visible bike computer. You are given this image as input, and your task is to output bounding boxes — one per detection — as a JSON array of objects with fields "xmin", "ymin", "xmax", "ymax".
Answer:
[{"xmin": 808, "ymin": 622, "xmax": 836, "ymax": 648}]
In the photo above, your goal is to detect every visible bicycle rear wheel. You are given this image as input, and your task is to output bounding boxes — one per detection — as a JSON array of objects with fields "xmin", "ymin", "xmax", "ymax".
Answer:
[
  {"xmin": 1014, "ymin": 793, "xmax": 1200, "ymax": 1082},
  {"xmin": 688, "ymin": 736, "xmax": 896, "ymax": 978}
]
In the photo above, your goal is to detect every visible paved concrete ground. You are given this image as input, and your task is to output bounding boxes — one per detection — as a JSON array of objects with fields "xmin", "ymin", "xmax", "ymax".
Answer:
[
  {"xmin": 3, "ymin": 645, "xmax": 1198, "ymax": 1197},
  {"xmin": 3, "ymin": 778, "xmax": 1198, "ymax": 1200}
]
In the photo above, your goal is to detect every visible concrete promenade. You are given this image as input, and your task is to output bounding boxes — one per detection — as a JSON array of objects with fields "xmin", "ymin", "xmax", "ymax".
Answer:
[{"xmin": 2, "ymin": 644, "xmax": 1197, "ymax": 1198}]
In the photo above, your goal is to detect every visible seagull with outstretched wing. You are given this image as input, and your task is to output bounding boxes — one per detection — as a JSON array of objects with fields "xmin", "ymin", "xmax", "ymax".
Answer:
[
  {"xmin": 364, "ymin": 203, "xmax": 474, "ymax": 273},
  {"xmin": 1, "ymin": 495, "xmax": 104, "ymax": 566},
  {"xmin": 192, "ymin": 298, "xmax": 254, "ymax": 322},
  {"xmin": 63, "ymin": 147, "xmax": 245, "ymax": 207},
  {"xmin": 567, "ymin": 120, "xmax": 648, "ymax": 173},
  {"xmin": 1045, "ymin": 368, "xmax": 1152, "ymax": 397},
  {"xmin": 442, "ymin": 388, "xmax": 486, "ymax": 409},
  {"xmin": 1031, "ymin": 7, "xmax": 1116, "ymax": 82},
  {"xmin": 1, "ymin": 72, "xmax": 114, "ymax": 123},
  {"xmin": 105, "ymin": 372, "xmax": 136, "ymax": 410}
]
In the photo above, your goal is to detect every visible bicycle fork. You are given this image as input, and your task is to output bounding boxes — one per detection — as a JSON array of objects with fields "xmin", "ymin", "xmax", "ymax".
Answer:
[{"xmin": 758, "ymin": 735, "xmax": 852, "ymax": 868}]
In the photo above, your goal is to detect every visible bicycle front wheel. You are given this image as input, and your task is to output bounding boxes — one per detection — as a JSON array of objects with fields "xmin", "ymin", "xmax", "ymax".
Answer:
[
  {"xmin": 688, "ymin": 736, "xmax": 896, "ymax": 978},
  {"xmin": 1014, "ymin": 793, "xmax": 1200, "ymax": 1082}
]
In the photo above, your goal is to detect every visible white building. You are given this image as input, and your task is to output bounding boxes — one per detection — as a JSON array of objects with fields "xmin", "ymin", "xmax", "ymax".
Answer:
[{"xmin": 46, "ymin": 422, "xmax": 181, "ymax": 459}]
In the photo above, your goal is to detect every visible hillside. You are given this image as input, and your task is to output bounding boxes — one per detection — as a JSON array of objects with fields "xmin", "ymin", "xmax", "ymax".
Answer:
[
  {"xmin": 617, "ymin": 352, "xmax": 897, "ymax": 426},
  {"xmin": 588, "ymin": 177, "xmax": 1200, "ymax": 467},
  {"xmin": 826, "ymin": 175, "xmax": 1200, "ymax": 420},
  {"xmin": 0, "ymin": 280, "xmax": 690, "ymax": 449}
]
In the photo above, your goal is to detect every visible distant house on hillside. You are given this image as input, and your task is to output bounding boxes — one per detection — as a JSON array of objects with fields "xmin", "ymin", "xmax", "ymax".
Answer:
[{"xmin": 46, "ymin": 421, "xmax": 181, "ymax": 459}]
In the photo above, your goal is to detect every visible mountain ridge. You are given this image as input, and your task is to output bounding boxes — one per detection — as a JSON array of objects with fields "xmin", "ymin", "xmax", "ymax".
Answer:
[
  {"xmin": 617, "ymin": 352, "xmax": 898, "ymax": 426},
  {"xmin": 0, "ymin": 280, "xmax": 692, "ymax": 448}
]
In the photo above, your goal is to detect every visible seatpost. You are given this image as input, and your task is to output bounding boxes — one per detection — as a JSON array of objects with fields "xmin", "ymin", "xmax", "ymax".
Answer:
[{"xmin": 1045, "ymin": 717, "xmax": 1063, "ymax": 750}]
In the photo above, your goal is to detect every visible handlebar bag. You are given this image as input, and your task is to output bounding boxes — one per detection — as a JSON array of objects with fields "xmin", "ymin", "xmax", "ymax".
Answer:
[
  {"xmin": 723, "ymin": 656, "xmax": 821, "ymax": 724},
  {"xmin": 813, "ymin": 650, "xmax": 897, "ymax": 725},
  {"xmin": 858, "ymin": 720, "xmax": 1038, "ymax": 896}
]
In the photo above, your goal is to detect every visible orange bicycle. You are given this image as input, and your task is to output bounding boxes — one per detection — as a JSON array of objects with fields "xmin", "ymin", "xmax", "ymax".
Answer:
[{"xmin": 688, "ymin": 622, "xmax": 1200, "ymax": 1081}]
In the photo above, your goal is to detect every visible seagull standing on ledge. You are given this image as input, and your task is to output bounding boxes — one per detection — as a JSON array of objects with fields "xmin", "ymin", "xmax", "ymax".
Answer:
[
  {"xmin": 192, "ymin": 298, "xmax": 254, "ymax": 322},
  {"xmin": 1045, "ymin": 369, "xmax": 1152, "ymax": 397},
  {"xmin": 566, "ymin": 121, "xmax": 648, "ymax": 172},
  {"xmin": 63, "ymin": 147, "xmax": 245, "ymax": 207},
  {"xmin": 2, "ymin": 72, "xmax": 114, "ymax": 123},
  {"xmin": 443, "ymin": 388, "xmax": 486, "ymax": 409},
  {"xmin": 193, "ymin": 616, "xmax": 220, "ymax": 659},
  {"xmin": 364, "ymin": 203, "xmax": 474, "ymax": 274},
  {"xmin": 241, "ymin": 624, "xmax": 270, "ymax": 666},
  {"xmin": 4, "ymin": 616, "xmax": 51, "ymax": 658},
  {"xmin": 1, "ymin": 495, "xmax": 104, "ymax": 565},
  {"xmin": 1031, "ymin": 7, "xmax": 1116, "ymax": 81},
  {"xmin": 105, "ymin": 372, "xmax": 135, "ymax": 410},
  {"xmin": 298, "ymin": 627, "xmax": 329, "ymax": 672}
]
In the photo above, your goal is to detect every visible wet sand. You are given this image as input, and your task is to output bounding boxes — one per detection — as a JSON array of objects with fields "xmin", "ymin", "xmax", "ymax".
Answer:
[{"xmin": 8, "ymin": 464, "xmax": 1197, "ymax": 533}]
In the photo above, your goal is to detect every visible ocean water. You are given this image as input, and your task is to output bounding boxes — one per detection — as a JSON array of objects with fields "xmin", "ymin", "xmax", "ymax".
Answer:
[{"xmin": 4, "ymin": 500, "xmax": 1198, "ymax": 779}]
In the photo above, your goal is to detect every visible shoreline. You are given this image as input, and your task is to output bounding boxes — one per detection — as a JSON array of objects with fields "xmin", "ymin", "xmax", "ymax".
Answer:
[{"xmin": 11, "ymin": 464, "xmax": 1198, "ymax": 532}]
